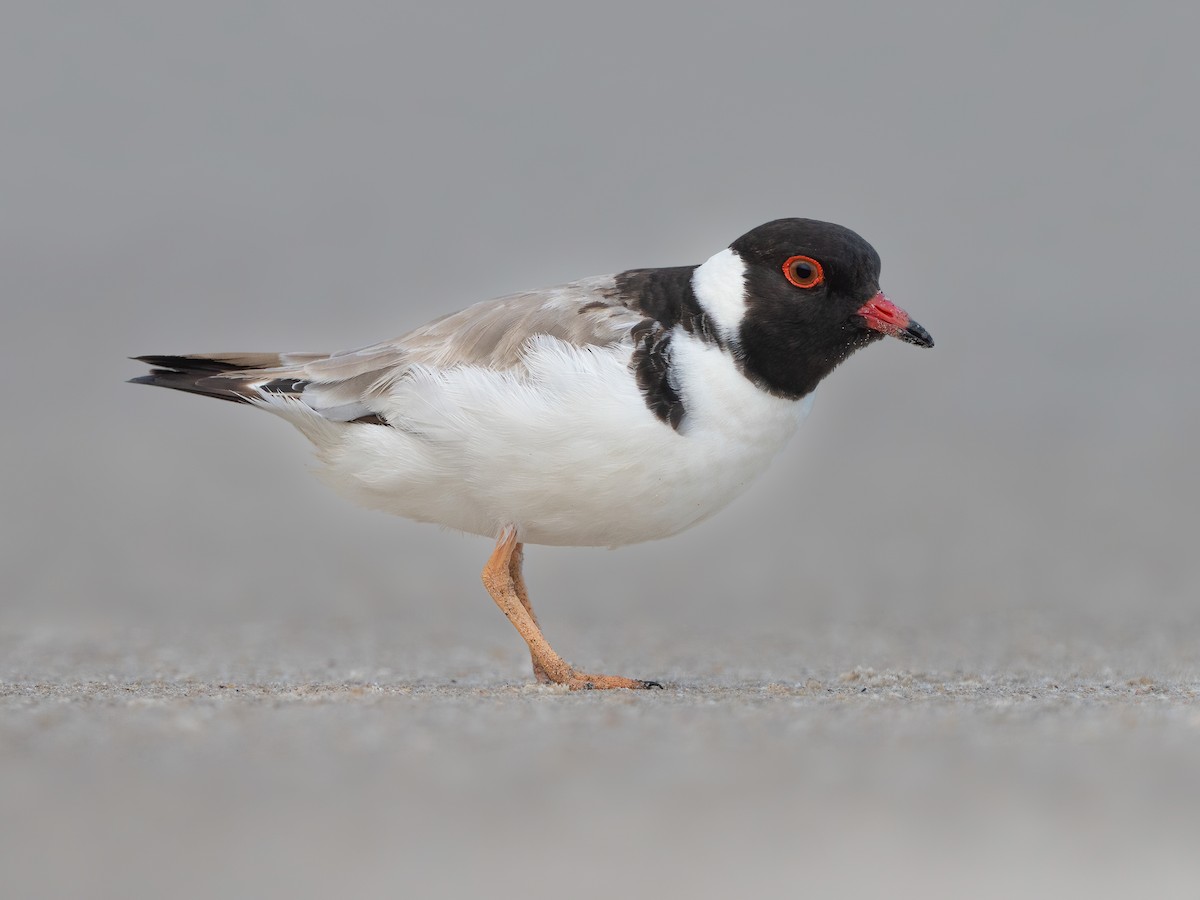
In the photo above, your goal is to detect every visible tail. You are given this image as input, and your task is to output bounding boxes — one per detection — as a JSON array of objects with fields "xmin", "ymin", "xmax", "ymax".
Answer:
[
  {"xmin": 129, "ymin": 353, "xmax": 322, "ymax": 404},
  {"xmin": 129, "ymin": 352, "xmax": 390, "ymax": 434}
]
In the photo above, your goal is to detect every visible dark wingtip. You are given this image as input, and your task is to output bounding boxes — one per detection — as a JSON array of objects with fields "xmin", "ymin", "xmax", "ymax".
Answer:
[
  {"xmin": 131, "ymin": 354, "xmax": 247, "ymax": 374},
  {"xmin": 132, "ymin": 355, "xmax": 184, "ymax": 369}
]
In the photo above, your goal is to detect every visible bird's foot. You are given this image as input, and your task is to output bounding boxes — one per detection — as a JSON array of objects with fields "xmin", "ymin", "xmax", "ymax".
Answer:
[
  {"xmin": 561, "ymin": 669, "xmax": 663, "ymax": 691},
  {"xmin": 531, "ymin": 658, "xmax": 553, "ymax": 684}
]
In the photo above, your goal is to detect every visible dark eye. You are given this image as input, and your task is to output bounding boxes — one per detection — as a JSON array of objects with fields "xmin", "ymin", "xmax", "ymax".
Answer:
[{"xmin": 783, "ymin": 255, "xmax": 824, "ymax": 289}]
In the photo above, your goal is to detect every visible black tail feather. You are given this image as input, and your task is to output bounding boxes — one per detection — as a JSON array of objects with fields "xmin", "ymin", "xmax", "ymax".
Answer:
[
  {"xmin": 130, "ymin": 353, "xmax": 388, "ymax": 423},
  {"xmin": 128, "ymin": 355, "xmax": 278, "ymax": 403},
  {"xmin": 128, "ymin": 371, "xmax": 250, "ymax": 403}
]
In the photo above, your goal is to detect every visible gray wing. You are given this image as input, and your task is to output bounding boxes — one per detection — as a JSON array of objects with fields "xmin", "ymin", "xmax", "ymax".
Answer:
[{"xmin": 134, "ymin": 275, "xmax": 647, "ymax": 423}]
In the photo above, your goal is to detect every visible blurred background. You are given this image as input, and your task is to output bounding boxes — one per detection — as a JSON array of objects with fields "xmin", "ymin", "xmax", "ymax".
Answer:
[{"xmin": 2, "ymin": 3, "xmax": 1197, "ymax": 898}]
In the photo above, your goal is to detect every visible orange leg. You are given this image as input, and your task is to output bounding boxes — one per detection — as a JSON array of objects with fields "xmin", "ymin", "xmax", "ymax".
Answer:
[
  {"xmin": 508, "ymin": 542, "xmax": 552, "ymax": 683},
  {"xmin": 481, "ymin": 528, "xmax": 662, "ymax": 690}
]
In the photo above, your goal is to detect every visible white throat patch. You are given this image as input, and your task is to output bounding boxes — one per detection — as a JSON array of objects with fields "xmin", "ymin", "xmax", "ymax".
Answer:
[{"xmin": 691, "ymin": 247, "xmax": 747, "ymax": 345}]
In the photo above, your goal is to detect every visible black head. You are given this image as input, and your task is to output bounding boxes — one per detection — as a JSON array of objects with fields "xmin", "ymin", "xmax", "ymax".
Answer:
[{"xmin": 727, "ymin": 218, "xmax": 932, "ymax": 399}]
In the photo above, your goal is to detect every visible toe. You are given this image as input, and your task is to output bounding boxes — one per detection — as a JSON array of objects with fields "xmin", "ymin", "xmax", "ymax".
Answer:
[{"xmin": 562, "ymin": 670, "xmax": 663, "ymax": 691}]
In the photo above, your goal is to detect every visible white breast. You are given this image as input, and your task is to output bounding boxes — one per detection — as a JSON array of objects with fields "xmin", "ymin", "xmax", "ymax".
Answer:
[{"xmin": 275, "ymin": 331, "xmax": 811, "ymax": 547}]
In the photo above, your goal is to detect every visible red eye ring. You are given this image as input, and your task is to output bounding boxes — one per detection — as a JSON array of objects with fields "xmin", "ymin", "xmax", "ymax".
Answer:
[{"xmin": 783, "ymin": 255, "xmax": 824, "ymax": 289}]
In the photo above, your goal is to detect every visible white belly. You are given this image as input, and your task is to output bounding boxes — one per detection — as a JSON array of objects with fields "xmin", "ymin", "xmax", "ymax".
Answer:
[{"xmin": 286, "ymin": 332, "xmax": 810, "ymax": 547}]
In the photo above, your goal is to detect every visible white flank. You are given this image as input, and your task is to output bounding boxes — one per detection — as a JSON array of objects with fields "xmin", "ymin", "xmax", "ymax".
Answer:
[
  {"xmin": 690, "ymin": 246, "xmax": 747, "ymax": 344},
  {"xmin": 261, "ymin": 331, "xmax": 810, "ymax": 548}
]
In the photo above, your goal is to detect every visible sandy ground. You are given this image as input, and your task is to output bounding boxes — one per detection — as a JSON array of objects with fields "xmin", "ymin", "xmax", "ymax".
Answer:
[{"xmin": 4, "ymin": 608, "xmax": 1199, "ymax": 900}]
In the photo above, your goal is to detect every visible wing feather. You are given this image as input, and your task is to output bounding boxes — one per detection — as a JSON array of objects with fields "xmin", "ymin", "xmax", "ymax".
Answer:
[{"xmin": 134, "ymin": 276, "xmax": 644, "ymax": 425}]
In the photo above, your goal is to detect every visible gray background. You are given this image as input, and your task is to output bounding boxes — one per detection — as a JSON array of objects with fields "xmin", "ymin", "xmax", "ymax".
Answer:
[{"xmin": 3, "ymin": 3, "xmax": 1198, "ymax": 898}]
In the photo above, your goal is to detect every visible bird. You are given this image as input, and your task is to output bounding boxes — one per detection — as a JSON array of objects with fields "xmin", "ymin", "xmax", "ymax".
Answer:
[{"xmin": 132, "ymin": 217, "xmax": 933, "ymax": 690}]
